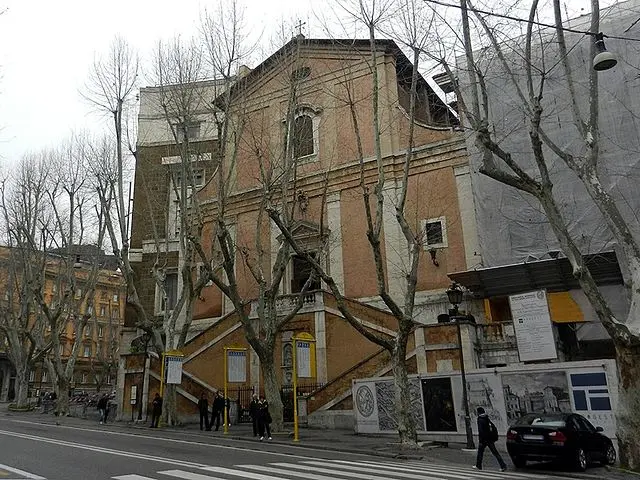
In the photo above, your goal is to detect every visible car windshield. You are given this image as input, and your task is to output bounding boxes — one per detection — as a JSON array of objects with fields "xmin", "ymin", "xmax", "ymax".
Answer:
[{"xmin": 517, "ymin": 415, "xmax": 566, "ymax": 428}]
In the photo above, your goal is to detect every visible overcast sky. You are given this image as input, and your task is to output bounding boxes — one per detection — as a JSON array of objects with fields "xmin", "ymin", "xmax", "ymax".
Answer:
[
  {"xmin": 0, "ymin": 0, "xmax": 613, "ymax": 164},
  {"xmin": 0, "ymin": 0, "xmax": 324, "ymax": 163}
]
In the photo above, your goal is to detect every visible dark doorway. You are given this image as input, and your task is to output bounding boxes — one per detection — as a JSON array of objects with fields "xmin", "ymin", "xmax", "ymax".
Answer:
[{"xmin": 422, "ymin": 377, "xmax": 457, "ymax": 431}]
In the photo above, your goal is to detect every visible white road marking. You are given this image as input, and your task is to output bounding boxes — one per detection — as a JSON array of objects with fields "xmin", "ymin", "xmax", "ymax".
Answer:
[
  {"xmin": 159, "ymin": 471, "xmax": 226, "ymax": 480},
  {"xmin": 112, "ymin": 476, "xmax": 158, "ymax": 480},
  {"xmin": 0, "ymin": 419, "xmax": 331, "ymax": 461},
  {"xmin": 271, "ymin": 462, "xmax": 451, "ymax": 480},
  {"xmin": 0, "ymin": 429, "xmax": 208, "ymax": 469},
  {"xmin": 241, "ymin": 464, "xmax": 373, "ymax": 480},
  {"xmin": 0, "ymin": 463, "xmax": 46, "ymax": 479},
  {"xmin": 329, "ymin": 459, "xmax": 546, "ymax": 479},
  {"xmin": 200, "ymin": 466, "xmax": 289, "ymax": 479}
]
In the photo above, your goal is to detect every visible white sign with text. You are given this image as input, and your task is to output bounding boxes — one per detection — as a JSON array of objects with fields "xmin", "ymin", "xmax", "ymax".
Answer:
[{"xmin": 509, "ymin": 290, "xmax": 557, "ymax": 362}]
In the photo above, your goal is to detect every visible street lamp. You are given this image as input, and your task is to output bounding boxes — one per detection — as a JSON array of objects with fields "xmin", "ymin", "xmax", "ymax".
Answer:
[{"xmin": 446, "ymin": 282, "xmax": 475, "ymax": 450}]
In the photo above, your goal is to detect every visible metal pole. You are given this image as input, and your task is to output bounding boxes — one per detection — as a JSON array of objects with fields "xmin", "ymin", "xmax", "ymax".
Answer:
[
  {"xmin": 292, "ymin": 335, "xmax": 299, "ymax": 442},
  {"xmin": 456, "ymin": 314, "xmax": 475, "ymax": 449},
  {"xmin": 223, "ymin": 347, "xmax": 229, "ymax": 435},
  {"xmin": 159, "ymin": 352, "xmax": 166, "ymax": 398}
]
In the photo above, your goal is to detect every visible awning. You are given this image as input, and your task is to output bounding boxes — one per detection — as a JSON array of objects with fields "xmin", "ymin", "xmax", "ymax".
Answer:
[{"xmin": 448, "ymin": 251, "xmax": 623, "ymax": 298}]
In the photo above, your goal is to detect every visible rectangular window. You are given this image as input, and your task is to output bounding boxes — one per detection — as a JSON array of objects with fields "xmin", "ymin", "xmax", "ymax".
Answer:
[
  {"xmin": 86, "ymin": 304, "xmax": 93, "ymax": 315},
  {"xmin": 573, "ymin": 390, "xmax": 588, "ymax": 410},
  {"xmin": 111, "ymin": 309, "xmax": 120, "ymax": 319},
  {"xmin": 175, "ymin": 122, "xmax": 201, "ymax": 143},
  {"xmin": 590, "ymin": 397, "xmax": 612, "ymax": 411},
  {"xmin": 29, "ymin": 370, "xmax": 35, "ymax": 382},
  {"xmin": 100, "ymin": 305, "xmax": 106, "ymax": 317},
  {"xmin": 42, "ymin": 371, "xmax": 48, "ymax": 382},
  {"xmin": 59, "ymin": 344, "xmax": 64, "ymax": 356},
  {"xmin": 290, "ymin": 254, "xmax": 320, "ymax": 293},
  {"xmin": 98, "ymin": 326, "xmax": 104, "ymax": 338},
  {"xmin": 75, "ymin": 288, "xmax": 82, "ymax": 299},
  {"xmin": 81, "ymin": 372, "xmax": 88, "ymax": 383},
  {"xmin": 293, "ymin": 115, "xmax": 315, "ymax": 158},
  {"xmin": 83, "ymin": 346, "xmax": 91, "ymax": 358},
  {"xmin": 422, "ymin": 217, "xmax": 448, "ymax": 249},
  {"xmin": 112, "ymin": 293, "xmax": 119, "ymax": 302},
  {"xmin": 156, "ymin": 272, "xmax": 179, "ymax": 314},
  {"xmin": 84, "ymin": 326, "xmax": 91, "ymax": 338}
]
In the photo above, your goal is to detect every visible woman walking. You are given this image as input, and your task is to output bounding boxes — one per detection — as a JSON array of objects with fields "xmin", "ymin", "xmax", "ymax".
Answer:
[{"xmin": 257, "ymin": 395, "xmax": 272, "ymax": 441}]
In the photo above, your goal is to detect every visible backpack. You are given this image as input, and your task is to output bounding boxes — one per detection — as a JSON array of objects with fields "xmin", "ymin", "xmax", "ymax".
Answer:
[{"xmin": 488, "ymin": 420, "xmax": 499, "ymax": 442}]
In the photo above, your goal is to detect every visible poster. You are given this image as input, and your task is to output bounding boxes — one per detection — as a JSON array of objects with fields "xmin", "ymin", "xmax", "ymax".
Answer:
[
  {"xmin": 227, "ymin": 350, "xmax": 247, "ymax": 383},
  {"xmin": 297, "ymin": 341, "xmax": 311, "ymax": 378},
  {"xmin": 509, "ymin": 290, "xmax": 557, "ymax": 362},
  {"xmin": 501, "ymin": 371, "xmax": 571, "ymax": 422},
  {"xmin": 165, "ymin": 355, "xmax": 183, "ymax": 384}
]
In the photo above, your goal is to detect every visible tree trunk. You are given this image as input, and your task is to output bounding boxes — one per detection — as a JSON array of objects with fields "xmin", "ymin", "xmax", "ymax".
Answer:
[
  {"xmin": 392, "ymin": 339, "xmax": 418, "ymax": 446},
  {"xmin": 56, "ymin": 378, "xmax": 70, "ymax": 417},
  {"xmin": 14, "ymin": 365, "xmax": 29, "ymax": 408},
  {"xmin": 615, "ymin": 342, "xmax": 640, "ymax": 471},
  {"xmin": 262, "ymin": 357, "xmax": 284, "ymax": 432},
  {"xmin": 163, "ymin": 384, "xmax": 179, "ymax": 426}
]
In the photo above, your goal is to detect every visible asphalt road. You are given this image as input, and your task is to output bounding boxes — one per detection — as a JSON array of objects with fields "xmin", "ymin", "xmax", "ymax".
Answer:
[{"xmin": 0, "ymin": 417, "xmax": 605, "ymax": 480}]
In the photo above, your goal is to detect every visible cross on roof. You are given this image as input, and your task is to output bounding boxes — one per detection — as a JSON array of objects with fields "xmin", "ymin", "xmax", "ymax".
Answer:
[{"xmin": 294, "ymin": 19, "xmax": 306, "ymax": 36}]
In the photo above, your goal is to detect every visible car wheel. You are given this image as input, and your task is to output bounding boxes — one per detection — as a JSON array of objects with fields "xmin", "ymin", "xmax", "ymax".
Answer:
[
  {"xmin": 511, "ymin": 456, "xmax": 526, "ymax": 469},
  {"xmin": 575, "ymin": 448, "xmax": 587, "ymax": 472},
  {"xmin": 605, "ymin": 443, "xmax": 616, "ymax": 466}
]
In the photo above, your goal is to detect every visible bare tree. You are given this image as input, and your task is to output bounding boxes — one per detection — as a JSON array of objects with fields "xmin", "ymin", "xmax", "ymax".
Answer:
[
  {"xmin": 268, "ymin": 2, "xmax": 458, "ymax": 445},
  {"xmin": 0, "ymin": 156, "xmax": 53, "ymax": 408},
  {"xmin": 429, "ymin": 0, "xmax": 640, "ymax": 469}
]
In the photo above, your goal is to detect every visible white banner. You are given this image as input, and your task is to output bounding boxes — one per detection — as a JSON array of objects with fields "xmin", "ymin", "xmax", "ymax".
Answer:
[
  {"xmin": 227, "ymin": 350, "xmax": 247, "ymax": 383},
  {"xmin": 165, "ymin": 356, "xmax": 183, "ymax": 384},
  {"xmin": 297, "ymin": 341, "xmax": 311, "ymax": 378},
  {"xmin": 509, "ymin": 290, "xmax": 557, "ymax": 362}
]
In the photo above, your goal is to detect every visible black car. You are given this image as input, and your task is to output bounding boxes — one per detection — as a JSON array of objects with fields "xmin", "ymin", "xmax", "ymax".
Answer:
[{"xmin": 506, "ymin": 412, "xmax": 616, "ymax": 471}]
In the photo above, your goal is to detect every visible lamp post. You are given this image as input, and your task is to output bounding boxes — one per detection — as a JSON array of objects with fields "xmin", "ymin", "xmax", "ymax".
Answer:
[{"xmin": 446, "ymin": 282, "xmax": 475, "ymax": 450}]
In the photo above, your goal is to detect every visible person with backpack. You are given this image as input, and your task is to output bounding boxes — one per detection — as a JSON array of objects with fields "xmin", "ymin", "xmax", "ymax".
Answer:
[{"xmin": 475, "ymin": 407, "xmax": 507, "ymax": 471}]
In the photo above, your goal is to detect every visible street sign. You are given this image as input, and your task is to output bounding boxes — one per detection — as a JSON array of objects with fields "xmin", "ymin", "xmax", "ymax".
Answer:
[
  {"xmin": 165, "ymin": 354, "xmax": 184, "ymax": 384},
  {"xmin": 226, "ymin": 349, "xmax": 247, "ymax": 383}
]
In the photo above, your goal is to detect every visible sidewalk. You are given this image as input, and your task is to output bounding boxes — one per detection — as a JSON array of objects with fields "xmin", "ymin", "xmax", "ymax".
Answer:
[{"xmin": 2, "ymin": 407, "xmax": 637, "ymax": 480}]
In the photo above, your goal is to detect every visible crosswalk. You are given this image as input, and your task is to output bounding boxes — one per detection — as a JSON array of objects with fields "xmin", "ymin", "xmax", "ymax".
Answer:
[{"xmin": 112, "ymin": 459, "xmax": 552, "ymax": 480}]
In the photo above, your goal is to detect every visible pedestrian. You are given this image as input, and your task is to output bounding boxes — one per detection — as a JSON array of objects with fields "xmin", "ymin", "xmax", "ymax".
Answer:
[
  {"xmin": 211, "ymin": 391, "xmax": 225, "ymax": 431},
  {"xmin": 150, "ymin": 393, "xmax": 162, "ymax": 428},
  {"xmin": 257, "ymin": 395, "xmax": 272, "ymax": 441},
  {"xmin": 249, "ymin": 393, "xmax": 260, "ymax": 437},
  {"xmin": 198, "ymin": 392, "xmax": 210, "ymax": 431},
  {"xmin": 97, "ymin": 394, "xmax": 108, "ymax": 424},
  {"xmin": 474, "ymin": 407, "xmax": 507, "ymax": 471}
]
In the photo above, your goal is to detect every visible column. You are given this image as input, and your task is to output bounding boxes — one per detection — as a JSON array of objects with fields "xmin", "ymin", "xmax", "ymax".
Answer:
[
  {"xmin": 314, "ymin": 311, "xmax": 328, "ymax": 383},
  {"xmin": 454, "ymin": 165, "xmax": 483, "ymax": 268},
  {"xmin": 382, "ymin": 182, "xmax": 406, "ymax": 301},
  {"xmin": 326, "ymin": 192, "xmax": 345, "ymax": 293}
]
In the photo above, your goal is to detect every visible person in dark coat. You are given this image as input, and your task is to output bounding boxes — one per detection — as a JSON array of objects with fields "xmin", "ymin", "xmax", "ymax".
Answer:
[
  {"xmin": 150, "ymin": 393, "xmax": 162, "ymax": 428},
  {"xmin": 257, "ymin": 395, "xmax": 272, "ymax": 441},
  {"xmin": 198, "ymin": 393, "xmax": 210, "ymax": 431},
  {"xmin": 97, "ymin": 394, "xmax": 108, "ymax": 424},
  {"xmin": 475, "ymin": 407, "xmax": 507, "ymax": 471},
  {"xmin": 249, "ymin": 393, "xmax": 260, "ymax": 437},
  {"xmin": 211, "ymin": 391, "xmax": 225, "ymax": 431}
]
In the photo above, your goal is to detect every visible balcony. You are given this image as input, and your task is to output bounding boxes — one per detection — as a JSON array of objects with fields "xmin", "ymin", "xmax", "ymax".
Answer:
[
  {"xmin": 249, "ymin": 290, "xmax": 324, "ymax": 319},
  {"xmin": 475, "ymin": 321, "xmax": 520, "ymax": 367}
]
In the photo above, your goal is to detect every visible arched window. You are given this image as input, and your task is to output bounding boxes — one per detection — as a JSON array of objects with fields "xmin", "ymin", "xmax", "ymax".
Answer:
[{"xmin": 293, "ymin": 114, "xmax": 314, "ymax": 158}]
